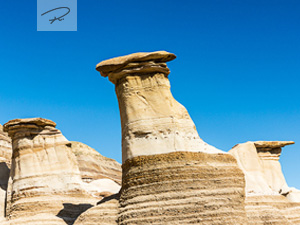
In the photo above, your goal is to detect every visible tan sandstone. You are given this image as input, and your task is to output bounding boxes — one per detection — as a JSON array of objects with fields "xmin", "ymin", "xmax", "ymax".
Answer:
[
  {"xmin": 3, "ymin": 118, "xmax": 98, "ymax": 224},
  {"xmin": 70, "ymin": 141, "xmax": 121, "ymax": 184},
  {"xmin": 229, "ymin": 141, "xmax": 300, "ymax": 224},
  {"xmin": 0, "ymin": 125, "xmax": 12, "ymax": 222},
  {"xmin": 95, "ymin": 51, "xmax": 248, "ymax": 224}
]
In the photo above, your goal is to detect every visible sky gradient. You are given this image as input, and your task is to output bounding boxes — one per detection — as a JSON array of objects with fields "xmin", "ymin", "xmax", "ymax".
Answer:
[{"xmin": 0, "ymin": 0, "xmax": 299, "ymax": 188}]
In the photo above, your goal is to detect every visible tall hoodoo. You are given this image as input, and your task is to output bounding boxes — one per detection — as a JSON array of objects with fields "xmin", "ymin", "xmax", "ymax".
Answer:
[
  {"xmin": 96, "ymin": 51, "xmax": 247, "ymax": 224},
  {"xmin": 96, "ymin": 51, "xmax": 222, "ymax": 163},
  {"xmin": 3, "ymin": 118, "xmax": 97, "ymax": 224}
]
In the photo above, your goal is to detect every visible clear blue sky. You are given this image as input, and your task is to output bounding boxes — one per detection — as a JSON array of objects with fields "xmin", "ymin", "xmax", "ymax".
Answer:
[{"xmin": 0, "ymin": 1, "xmax": 299, "ymax": 188}]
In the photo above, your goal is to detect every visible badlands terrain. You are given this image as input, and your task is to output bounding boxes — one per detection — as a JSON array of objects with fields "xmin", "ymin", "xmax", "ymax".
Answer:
[{"xmin": 0, "ymin": 51, "xmax": 299, "ymax": 224}]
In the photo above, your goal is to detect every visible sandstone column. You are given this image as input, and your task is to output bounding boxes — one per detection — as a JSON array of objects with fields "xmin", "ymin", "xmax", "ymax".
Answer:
[
  {"xmin": 229, "ymin": 141, "xmax": 300, "ymax": 224},
  {"xmin": 229, "ymin": 141, "xmax": 293, "ymax": 195},
  {"xmin": 96, "ymin": 51, "xmax": 247, "ymax": 224},
  {"xmin": 254, "ymin": 141, "xmax": 292, "ymax": 194},
  {"xmin": 3, "ymin": 118, "xmax": 97, "ymax": 224}
]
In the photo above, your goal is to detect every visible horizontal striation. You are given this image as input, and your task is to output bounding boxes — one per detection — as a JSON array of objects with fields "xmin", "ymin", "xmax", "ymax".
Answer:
[
  {"xmin": 74, "ymin": 194, "xmax": 120, "ymax": 225},
  {"xmin": 119, "ymin": 151, "xmax": 247, "ymax": 225},
  {"xmin": 246, "ymin": 195, "xmax": 300, "ymax": 224}
]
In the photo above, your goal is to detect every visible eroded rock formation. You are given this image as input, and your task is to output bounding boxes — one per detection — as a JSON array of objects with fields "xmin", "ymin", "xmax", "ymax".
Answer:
[
  {"xmin": 3, "ymin": 118, "xmax": 98, "ymax": 224},
  {"xmin": 0, "ymin": 125, "xmax": 12, "ymax": 222},
  {"xmin": 229, "ymin": 141, "xmax": 300, "ymax": 224},
  {"xmin": 95, "ymin": 51, "xmax": 248, "ymax": 224},
  {"xmin": 71, "ymin": 141, "xmax": 121, "ymax": 184}
]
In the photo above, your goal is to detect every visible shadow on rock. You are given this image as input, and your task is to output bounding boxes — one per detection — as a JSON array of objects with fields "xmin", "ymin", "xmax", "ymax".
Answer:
[
  {"xmin": 0, "ymin": 162, "xmax": 10, "ymax": 191},
  {"xmin": 56, "ymin": 203, "xmax": 93, "ymax": 225}
]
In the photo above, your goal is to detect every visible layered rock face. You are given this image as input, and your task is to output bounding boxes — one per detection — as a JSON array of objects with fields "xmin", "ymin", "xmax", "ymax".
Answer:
[
  {"xmin": 96, "ymin": 51, "xmax": 247, "ymax": 224},
  {"xmin": 0, "ymin": 125, "xmax": 12, "ymax": 222},
  {"xmin": 229, "ymin": 141, "xmax": 300, "ymax": 224},
  {"xmin": 71, "ymin": 141, "xmax": 121, "ymax": 184},
  {"xmin": 74, "ymin": 194, "xmax": 120, "ymax": 225},
  {"xmin": 3, "ymin": 118, "xmax": 98, "ymax": 224}
]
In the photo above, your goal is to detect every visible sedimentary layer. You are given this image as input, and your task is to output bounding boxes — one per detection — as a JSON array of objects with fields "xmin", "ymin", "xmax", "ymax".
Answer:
[
  {"xmin": 3, "ymin": 118, "xmax": 98, "ymax": 224},
  {"xmin": 246, "ymin": 195, "xmax": 300, "ymax": 225},
  {"xmin": 229, "ymin": 141, "xmax": 293, "ymax": 195},
  {"xmin": 230, "ymin": 141, "xmax": 300, "ymax": 224},
  {"xmin": 97, "ymin": 51, "xmax": 248, "ymax": 224},
  {"xmin": 0, "ymin": 124, "xmax": 12, "ymax": 221},
  {"xmin": 119, "ymin": 151, "xmax": 247, "ymax": 225},
  {"xmin": 71, "ymin": 141, "xmax": 121, "ymax": 184},
  {"xmin": 74, "ymin": 194, "xmax": 120, "ymax": 225}
]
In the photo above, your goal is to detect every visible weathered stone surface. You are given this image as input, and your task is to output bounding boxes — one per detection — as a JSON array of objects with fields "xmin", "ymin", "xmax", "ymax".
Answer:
[
  {"xmin": 246, "ymin": 195, "xmax": 300, "ymax": 225},
  {"xmin": 82, "ymin": 178, "xmax": 120, "ymax": 198},
  {"xmin": 230, "ymin": 141, "xmax": 300, "ymax": 224},
  {"xmin": 70, "ymin": 141, "xmax": 121, "ymax": 184},
  {"xmin": 74, "ymin": 194, "xmax": 119, "ymax": 225},
  {"xmin": 96, "ymin": 51, "xmax": 176, "ymax": 84},
  {"xmin": 0, "ymin": 124, "xmax": 12, "ymax": 165},
  {"xmin": 119, "ymin": 152, "xmax": 246, "ymax": 224},
  {"xmin": 1, "ymin": 213, "xmax": 67, "ymax": 225},
  {"xmin": 98, "ymin": 51, "xmax": 223, "ymax": 163},
  {"xmin": 0, "ymin": 124, "xmax": 12, "ymax": 222},
  {"xmin": 97, "ymin": 51, "xmax": 247, "ymax": 224},
  {"xmin": 229, "ymin": 141, "xmax": 293, "ymax": 195},
  {"xmin": 3, "ymin": 118, "xmax": 98, "ymax": 224}
]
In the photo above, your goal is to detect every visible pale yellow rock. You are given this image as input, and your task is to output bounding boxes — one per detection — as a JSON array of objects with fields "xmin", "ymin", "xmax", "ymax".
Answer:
[
  {"xmin": 0, "ymin": 124, "xmax": 12, "ymax": 221},
  {"xmin": 81, "ymin": 179, "xmax": 121, "ymax": 197},
  {"xmin": 230, "ymin": 141, "xmax": 300, "ymax": 224},
  {"xmin": 229, "ymin": 141, "xmax": 293, "ymax": 195},
  {"xmin": 98, "ymin": 51, "xmax": 223, "ymax": 163},
  {"xmin": 74, "ymin": 194, "xmax": 120, "ymax": 225},
  {"xmin": 97, "ymin": 51, "xmax": 248, "ymax": 224},
  {"xmin": 0, "ymin": 213, "xmax": 67, "ymax": 225},
  {"xmin": 286, "ymin": 188, "xmax": 300, "ymax": 202},
  {"xmin": 3, "ymin": 118, "xmax": 98, "ymax": 224},
  {"xmin": 70, "ymin": 141, "xmax": 121, "ymax": 184}
]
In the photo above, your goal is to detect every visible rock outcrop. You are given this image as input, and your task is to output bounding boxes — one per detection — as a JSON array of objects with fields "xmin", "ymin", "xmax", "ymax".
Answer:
[
  {"xmin": 71, "ymin": 141, "xmax": 121, "ymax": 184},
  {"xmin": 74, "ymin": 194, "xmax": 120, "ymax": 225},
  {"xmin": 96, "ymin": 51, "xmax": 248, "ymax": 224},
  {"xmin": 0, "ymin": 125, "xmax": 12, "ymax": 222},
  {"xmin": 3, "ymin": 118, "xmax": 98, "ymax": 224},
  {"xmin": 229, "ymin": 141, "xmax": 300, "ymax": 224}
]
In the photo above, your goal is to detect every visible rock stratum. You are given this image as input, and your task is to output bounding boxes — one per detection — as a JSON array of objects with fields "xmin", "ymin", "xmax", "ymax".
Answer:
[
  {"xmin": 0, "ymin": 50, "xmax": 299, "ymax": 224},
  {"xmin": 229, "ymin": 141, "xmax": 300, "ymax": 224},
  {"xmin": 71, "ymin": 141, "xmax": 121, "ymax": 185},
  {"xmin": 0, "ymin": 125, "xmax": 12, "ymax": 223},
  {"xmin": 94, "ymin": 51, "xmax": 248, "ymax": 224},
  {"xmin": 0, "ymin": 118, "xmax": 121, "ymax": 224}
]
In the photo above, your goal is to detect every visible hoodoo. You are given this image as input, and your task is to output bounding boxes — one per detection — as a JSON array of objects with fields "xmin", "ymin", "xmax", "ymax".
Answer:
[
  {"xmin": 229, "ymin": 141, "xmax": 300, "ymax": 224},
  {"xmin": 95, "ymin": 51, "xmax": 248, "ymax": 224},
  {"xmin": 3, "ymin": 118, "xmax": 97, "ymax": 224}
]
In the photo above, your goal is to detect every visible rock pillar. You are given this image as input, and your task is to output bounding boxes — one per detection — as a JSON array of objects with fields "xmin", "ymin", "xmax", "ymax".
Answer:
[
  {"xmin": 3, "ymin": 118, "xmax": 96, "ymax": 224},
  {"xmin": 254, "ymin": 141, "xmax": 292, "ymax": 194},
  {"xmin": 96, "ymin": 51, "xmax": 247, "ymax": 224},
  {"xmin": 229, "ymin": 141, "xmax": 293, "ymax": 195},
  {"xmin": 229, "ymin": 141, "xmax": 300, "ymax": 224}
]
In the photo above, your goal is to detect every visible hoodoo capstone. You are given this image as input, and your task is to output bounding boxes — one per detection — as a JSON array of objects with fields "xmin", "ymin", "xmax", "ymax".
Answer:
[{"xmin": 95, "ymin": 51, "xmax": 248, "ymax": 224}]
